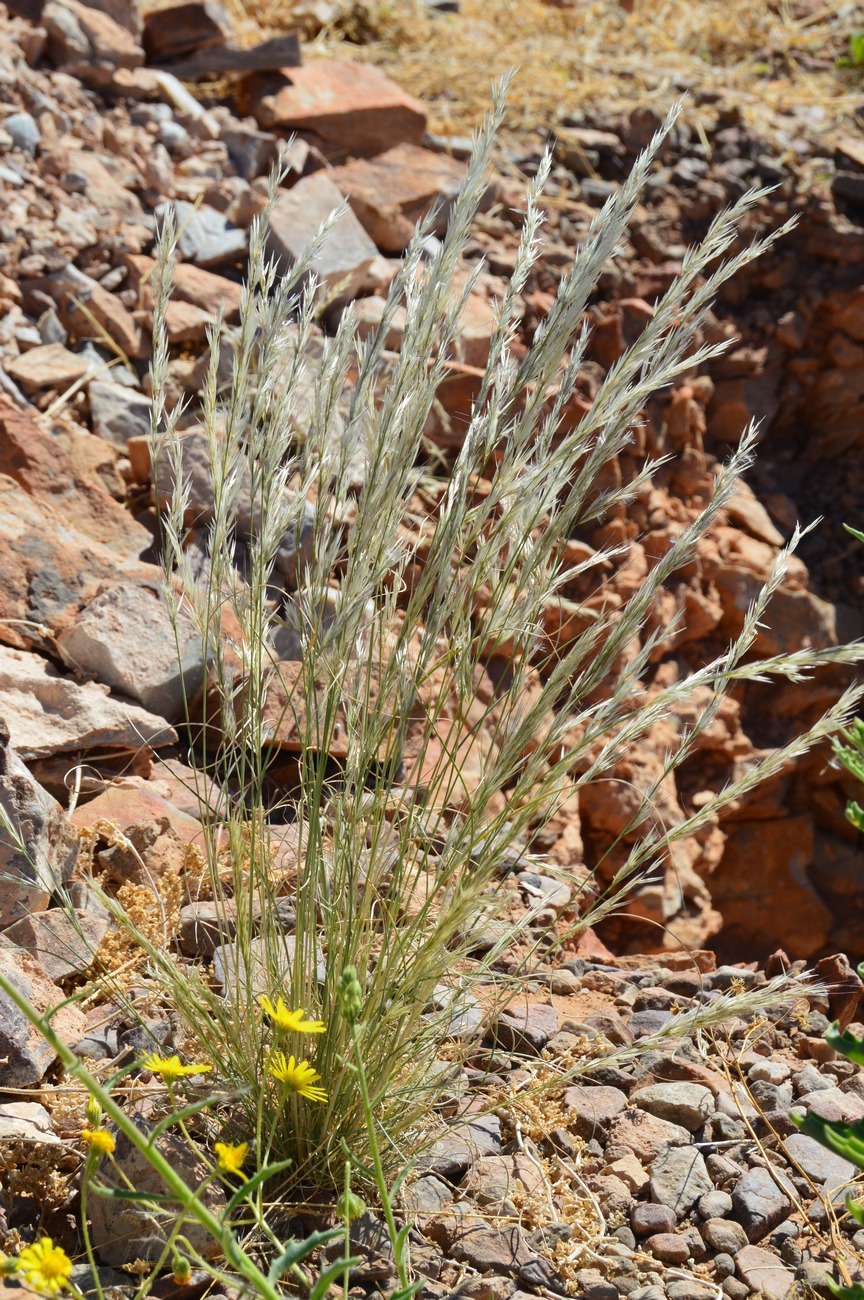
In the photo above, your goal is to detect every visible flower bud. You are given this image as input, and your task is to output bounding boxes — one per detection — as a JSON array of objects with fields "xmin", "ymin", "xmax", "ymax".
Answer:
[
  {"xmin": 172, "ymin": 1255, "xmax": 192, "ymax": 1285},
  {"xmin": 338, "ymin": 967, "xmax": 363, "ymax": 1025},
  {"xmin": 336, "ymin": 1189, "xmax": 366, "ymax": 1224},
  {"xmin": 85, "ymin": 1096, "xmax": 102, "ymax": 1128}
]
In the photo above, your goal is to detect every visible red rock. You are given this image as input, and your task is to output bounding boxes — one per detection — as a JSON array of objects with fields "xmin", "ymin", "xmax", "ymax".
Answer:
[
  {"xmin": 6, "ymin": 343, "xmax": 96, "ymax": 394},
  {"xmin": 0, "ymin": 398, "xmax": 151, "ymax": 558},
  {"xmin": 24, "ymin": 264, "xmax": 144, "ymax": 357},
  {"xmin": 142, "ymin": 0, "xmax": 231, "ymax": 61},
  {"xmin": 711, "ymin": 815, "xmax": 831, "ymax": 959},
  {"xmin": 329, "ymin": 143, "xmax": 465, "ymax": 253},
  {"xmin": 125, "ymin": 254, "xmax": 243, "ymax": 323},
  {"xmin": 258, "ymin": 660, "xmax": 349, "ymax": 759},
  {"xmin": 0, "ymin": 947, "xmax": 86, "ymax": 1086},
  {"xmin": 815, "ymin": 952, "xmax": 864, "ymax": 1029},
  {"xmin": 240, "ymin": 60, "xmax": 427, "ymax": 159},
  {"xmin": 71, "ymin": 781, "xmax": 204, "ymax": 844},
  {"xmin": 43, "ymin": 0, "xmax": 144, "ymax": 83},
  {"xmin": 0, "ymin": 477, "xmax": 158, "ymax": 653},
  {"xmin": 573, "ymin": 926, "xmax": 617, "ymax": 961},
  {"xmin": 267, "ymin": 172, "xmax": 377, "ymax": 302},
  {"xmin": 1, "ymin": 908, "xmax": 109, "ymax": 980}
]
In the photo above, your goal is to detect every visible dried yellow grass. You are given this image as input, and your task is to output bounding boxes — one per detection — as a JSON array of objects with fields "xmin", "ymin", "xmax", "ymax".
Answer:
[{"xmin": 214, "ymin": 0, "xmax": 863, "ymax": 143}]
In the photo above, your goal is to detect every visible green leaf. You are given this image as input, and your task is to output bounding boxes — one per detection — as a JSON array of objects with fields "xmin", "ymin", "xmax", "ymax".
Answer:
[
  {"xmin": 393, "ymin": 1223, "xmax": 412, "ymax": 1262},
  {"xmin": 308, "ymin": 1257, "xmax": 362, "ymax": 1300},
  {"xmin": 388, "ymin": 1161, "xmax": 417, "ymax": 1204},
  {"xmin": 223, "ymin": 1159, "xmax": 293, "ymax": 1216},
  {"xmin": 843, "ymin": 523, "xmax": 864, "ymax": 543},
  {"xmin": 827, "ymin": 1022, "xmax": 864, "ymax": 1068},
  {"xmin": 826, "ymin": 1281, "xmax": 864, "ymax": 1299},
  {"xmin": 796, "ymin": 1111, "xmax": 864, "ymax": 1172},
  {"xmin": 847, "ymin": 802, "xmax": 864, "ymax": 832},
  {"xmin": 388, "ymin": 1282, "xmax": 425, "ymax": 1300},
  {"xmin": 846, "ymin": 1195, "xmax": 864, "ymax": 1225},
  {"xmin": 266, "ymin": 1229, "xmax": 344, "ymax": 1284}
]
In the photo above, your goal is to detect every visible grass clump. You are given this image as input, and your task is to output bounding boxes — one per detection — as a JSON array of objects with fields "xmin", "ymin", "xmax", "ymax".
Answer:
[
  {"xmin": 118, "ymin": 89, "xmax": 864, "ymax": 1194},
  {"xmin": 3, "ymin": 89, "xmax": 864, "ymax": 1290}
]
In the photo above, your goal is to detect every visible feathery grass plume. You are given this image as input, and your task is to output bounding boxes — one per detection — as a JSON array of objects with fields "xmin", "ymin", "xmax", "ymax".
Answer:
[{"xmin": 97, "ymin": 85, "xmax": 864, "ymax": 1190}]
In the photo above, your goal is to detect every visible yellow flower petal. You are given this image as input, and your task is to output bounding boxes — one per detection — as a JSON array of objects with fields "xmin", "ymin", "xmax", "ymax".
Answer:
[
  {"xmin": 259, "ymin": 996, "xmax": 325, "ymax": 1035},
  {"xmin": 140, "ymin": 1053, "xmax": 212, "ymax": 1081},
  {"xmin": 214, "ymin": 1141, "xmax": 249, "ymax": 1176},
  {"xmin": 17, "ymin": 1239, "xmax": 72, "ymax": 1296},
  {"xmin": 266, "ymin": 1052, "xmax": 328, "ymax": 1102},
  {"xmin": 81, "ymin": 1128, "xmax": 115, "ymax": 1155}
]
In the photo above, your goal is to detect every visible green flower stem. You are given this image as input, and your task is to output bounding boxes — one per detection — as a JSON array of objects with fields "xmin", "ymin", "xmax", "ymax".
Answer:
[
  {"xmin": 0, "ymin": 972, "xmax": 283, "ymax": 1300},
  {"xmin": 349, "ymin": 1023, "xmax": 409, "ymax": 1292},
  {"xmin": 342, "ymin": 1161, "xmax": 352, "ymax": 1300},
  {"xmin": 79, "ymin": 1150, "xmax": 106, "ymax": 1300}
]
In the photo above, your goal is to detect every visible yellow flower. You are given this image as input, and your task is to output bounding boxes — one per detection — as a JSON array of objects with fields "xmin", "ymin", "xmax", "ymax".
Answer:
[
  {"xmin": 140, "ymin": 1053, "xmax": 212, "ymax": 1081},
  {"xmin": 266, "ymin": 1052, "xmax": 328, "ymax": 1102},
  {"xmin": 81, "ymin": 1128, "xmax": 116, "ymax": 1155},
  {"xmin": 17, "ymin": 1239, "xmax": 72, "ymax": 1295},
  {"xmin": 214, "ymin": 1141, "xmax": 249, "ymax": 1177},
  {"xmin": 259, "ymin": 996, "xmax": 325, "ymax": 1035}
]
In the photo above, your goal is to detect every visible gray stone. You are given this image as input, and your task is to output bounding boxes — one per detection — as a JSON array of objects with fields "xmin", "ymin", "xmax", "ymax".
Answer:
[
  {"xmin": 631, "ymin": 1202, "xmax": 676, "ymax": 1237},
  {"xmin": 784, "ymin": 1132, "xmax": 856, "ymax": 1188},
  {"xmin": 630, "ymin": 1081, "xmax": 714, "ymax": 1132},
  {"xmin": 517, "ymin": 871, "xmax": 571, "ymax": 910},
  {"xmin": 416, "ymin": 1114, "xmax": 501, "ymax": 1180},
  {"xmin": 447, "ymin": 1226, "xmax": 533, "ymax": 1277},
  {"xmin": 795, "ymin": 1259, "xmax": 838, "ymax": 1298},
  {"xmin": 4, "ymin": 112, "xmax": 41, "ymax": 154},
  {"xmin": 88, "ymin": 380, "xmax": 152, "ymax": 446},
  {"xmin": 1, "ymin": 907, "xmax": 110, "ymax": 981},
  {"xmin": 38, "ymin": 309, "xmax": 68, "ymax": 346},
  {"xmin": 267, "ymin": 173, "xmax": 378, "ymax": 304},
  {"xmin": 0, "ymin": 946, "xmax": 86, "ymax": 1087},
  {"xmin": 430, "ymin": 984, "xmax": 483, "ymax": 1039},
  {"xmin": 157, "ymin": 201, "xmax": 248, "ymax": 269},
  {"xmin": 731, "ymin": 1165, "xmax": 793, "ymax": 1242},
  {"xmin": 697, "ymin": 1188, "xmax": 733, "ymax": 1219},
  {"xmin": 667, "ymin": 1285, "xmax": 719, "ymax": 1300},
  {"xmin": 748, "ymin": 1058, "xmax": 791, "ymax": 1085},
  {"xmin": 57, "ymin": 582, "xmax": 206, "ymax": 723},
  {"xmin": 628, "ymin": 1008, "xmax": 673, "ymax": 1037},
  {"xmin": 793, "ymin": 1064, "xmax": 831, "ymax": 1096},
  {"xmin": 212, "ymin": 933, "xmax": 326, "ymax": 996},
  {"xmin": 0, "ymin": 722, "xmax": 78, "ymax": 926},
  {"xmin": 400, "ymin": 1175, "xmax": 454, "ymax": 1216},
  {"xmin": 0, "ymin": 1100, "xmax": 60, "ymax": 1144},
  {"xmin": 748, "ymin": 1078, "xmax": 793, "ymax": 1111},
  {"xmin": 649, "ymin": 1145, "xmax": 712, "ymax": 1217},
  {"xmin": 89, "ymin": 1114, "xmax": 226, "ymax": 1266},
  {"xmin": 702, "ymin": 1217, "xmax": 748, "ymax": 1255},
  {"xmin": 159, "ymin": 120, "xmax": 189, "ymax": 152},
  {"xmin": 178, "ymin": 900, "xmax": 237, "ymax": 958},
  {"xmin": 490, "ymin": 1002, "xmax": 559, "ymax": 1056},
  {"xmin": 562, "ymin": 1084, "xmax": 629, "ymax": 1139},
  {"xmin": 735, "ymin": 1244, "xmax": 795, "ymax": 1300},
  {"xmin": 153, "ymin": 427, "xmax": 320, "ymax": 583},
  {"xmin": 221, "ymin": 123, "xmax": 279, "ymax": 180},
  {"xmin": 713, "ymin": 1252, "xmax": 736, "ymax": 1278}
]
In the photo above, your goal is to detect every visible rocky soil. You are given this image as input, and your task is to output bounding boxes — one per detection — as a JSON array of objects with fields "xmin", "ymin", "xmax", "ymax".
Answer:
[{"xmin": 0, "ymin": 0, "xmax": 864, "ymax": 1297}]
